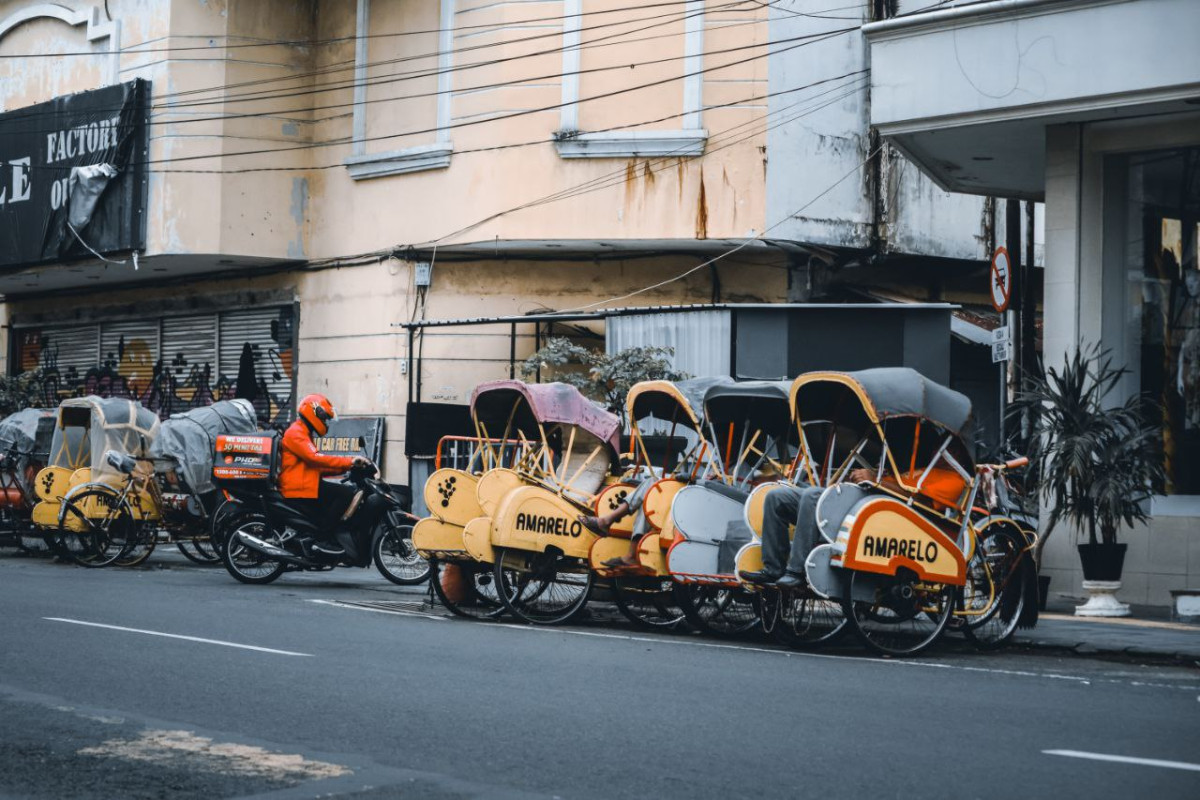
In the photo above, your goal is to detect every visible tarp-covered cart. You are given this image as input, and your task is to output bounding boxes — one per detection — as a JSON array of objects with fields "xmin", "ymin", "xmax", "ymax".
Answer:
[{"xmin": 0, "ymin": 408, "xmax": 56, "ymax": 552}]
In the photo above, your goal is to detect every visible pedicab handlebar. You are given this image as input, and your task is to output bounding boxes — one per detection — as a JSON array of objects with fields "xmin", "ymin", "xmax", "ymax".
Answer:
[{"xmin": 975, "ymin": 456, "xmax": 1029, "ymax": 473}]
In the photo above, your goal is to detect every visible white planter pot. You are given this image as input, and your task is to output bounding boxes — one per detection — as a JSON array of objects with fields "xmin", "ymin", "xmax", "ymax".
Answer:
[{"xmin": 1075, "ymin": 580, "xmax": 1131, "ymax": 617}]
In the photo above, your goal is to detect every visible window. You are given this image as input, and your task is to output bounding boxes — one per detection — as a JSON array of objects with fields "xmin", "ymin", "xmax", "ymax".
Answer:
[{"xmin": 1126, "ymin": 148, "xmax": 1200, "ymax": 494}]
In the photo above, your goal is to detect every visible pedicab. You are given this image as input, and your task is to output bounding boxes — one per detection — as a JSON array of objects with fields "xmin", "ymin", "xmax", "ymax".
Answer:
[
  {"xmin": 31, "ymin": 397, "xmax": 160, "ymax": 566},
  {"xmin": 0, "ymin": 408, "xmax": 56, "ymax": 553},
  {"xmin": 588, "ymin": 377, "xmax": 731, "ymax": 629},
  {"xmin": 737, "ymin": 368, "xmax": 1031, "ymax": 656},
  {"xmin": 660, "ymin": 380, "xmax": 795, "ymax": 635},
  {"xmin": 148, "ymin": 399, "xmax": 259, "ymax": 563},
  {"xmin": 415, "ymin": 380, "xmax": 624, "ymax": 625}
]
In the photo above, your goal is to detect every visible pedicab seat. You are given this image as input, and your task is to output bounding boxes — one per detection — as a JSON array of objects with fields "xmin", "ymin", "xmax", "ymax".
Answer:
[{"xmin": 697, "ymin": 479, "xmax": 751, "ymax": 503}]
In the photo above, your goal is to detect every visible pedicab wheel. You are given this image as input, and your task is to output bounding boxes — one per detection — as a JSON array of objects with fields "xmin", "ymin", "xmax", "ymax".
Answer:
[
  {"xmin": 611, "ymin": 576, "xmax": 686, "ymax": 630},
  {"xmin": 115, "ymin": 524, "xmax": 157, "ymax": 567},
  {"xmin": 221, "ymin": 517, "xmax": 287, "ymax": 585},
  {"xmin": 429, "ymin": 559, "xmax": 507, "ymax": 620},
  {"xmin": 761, "ymin": 588, "xmax": 847, "ymax": 649},
  {"xmin": 841, "ymin": 569, "xmax": 955, "ymax": 657},
  {"xmin": 674, "ymin": 583, "xmax": 761, "ymax": 637},
  {"xmin": 373, "ymin": 521, "xmax": 430, "ymax": 585},
  {"xmin": 493, "ymin": 547, "xmax": 593, "ymax": 625},
  {"xmin": 176, "ymin": 539, "xmax": 221, "ymax": 565},
  {"xmin": 58, "ymin": 488, "xmax": 137, "ymax": 568},
  {"xmin": 962, "ymin": 528, "xmax": 1028, "ymax": 651},
  {"xmin": 208, "ymin": 499, "xmax": 241, "ymax": 557}
]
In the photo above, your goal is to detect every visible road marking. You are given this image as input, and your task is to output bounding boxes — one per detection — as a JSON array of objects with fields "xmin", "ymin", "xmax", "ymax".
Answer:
[
  {"xmin": 43, "ymin": 618, "xmax": 313, "ymax": 657},
  {"xmin": 1044, "ymin": 750, "xmax": 1200, "ymax": 772},
  {"xmin": 308, "ymin": 599, "xmax": 448, "ymax": 620}
]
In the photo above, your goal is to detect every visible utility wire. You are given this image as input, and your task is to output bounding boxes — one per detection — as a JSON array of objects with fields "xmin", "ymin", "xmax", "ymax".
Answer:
[{"xmin": 553, "ymin": 144, "xmax": 884, "ymax": 313}]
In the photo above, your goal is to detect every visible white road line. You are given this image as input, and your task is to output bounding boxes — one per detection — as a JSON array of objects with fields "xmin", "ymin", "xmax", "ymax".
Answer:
[
  {"xmin": 307, "ymin": 599, "xmax": 448, "ymax": 620},
  {"xmin": 1044, "ymin": 750, "xmax": 1200, "ymax": 772},
  {"xmin": 43, "ymin": 618, "xmax": 313, "ymax": 657}
]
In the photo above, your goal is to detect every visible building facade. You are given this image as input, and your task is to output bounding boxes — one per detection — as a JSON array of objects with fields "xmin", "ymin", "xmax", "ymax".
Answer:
[
  {"xmin": 2, "ymin": 0, "xmax": 1029, "ymax": 481},
  {"xmin": 864, "ymin": 0, "xmax": 1200, "ymax": 606}
]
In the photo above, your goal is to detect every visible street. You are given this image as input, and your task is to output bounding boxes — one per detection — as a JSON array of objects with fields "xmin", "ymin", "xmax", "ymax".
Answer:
[{"xmin": 0, "ymin": 555, "xmax": 1196, "ymax": 799}]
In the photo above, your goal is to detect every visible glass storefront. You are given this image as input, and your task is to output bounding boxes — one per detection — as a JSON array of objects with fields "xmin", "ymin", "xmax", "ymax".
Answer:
[{"xmin": 1124, "ymin": 148, "xmax": 1200, "ymax": 494}]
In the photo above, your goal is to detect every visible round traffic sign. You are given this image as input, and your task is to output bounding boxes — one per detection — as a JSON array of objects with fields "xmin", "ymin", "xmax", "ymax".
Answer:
[{"xmin": 991, "ymin": 247, "xmax": 1012, "ymax": 313}]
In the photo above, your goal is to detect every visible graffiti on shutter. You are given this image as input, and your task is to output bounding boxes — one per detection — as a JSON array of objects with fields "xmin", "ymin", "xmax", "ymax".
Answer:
[{"xmin": 15, "ymin": 306, "xmax": 295, "ymax": 426}]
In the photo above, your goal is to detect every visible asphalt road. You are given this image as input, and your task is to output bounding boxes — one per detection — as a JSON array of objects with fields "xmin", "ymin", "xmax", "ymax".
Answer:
[{"xmin": 1, "ymin": 553, "xmax": 1197, "ymax": 799}]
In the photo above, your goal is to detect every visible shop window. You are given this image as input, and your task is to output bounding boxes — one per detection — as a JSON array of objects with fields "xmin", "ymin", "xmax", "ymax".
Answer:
[{"xmin": 1128, "ymin": 148, "xmax": 1200, "ymax": 494}]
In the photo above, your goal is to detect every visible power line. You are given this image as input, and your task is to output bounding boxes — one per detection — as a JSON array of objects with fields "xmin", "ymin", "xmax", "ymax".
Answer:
[
  {"xmin": 553, "ymin": 143, "xmax": 884, "ymax": 313},
  {"xmin": 424, "ymin": 76, "xmax": 868, "ymax": 247},
  {"xmin": 141, "ymin": 26, "xmax": 854, "ymax": 168},
  {"xmin": 147, "ymin": 70, "xmax": 865, "ymax": 174}
]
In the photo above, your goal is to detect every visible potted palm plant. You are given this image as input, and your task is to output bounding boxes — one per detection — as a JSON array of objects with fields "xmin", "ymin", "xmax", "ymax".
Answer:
[{"xmin": 1014, "ymin": 347, "xmax": 1164, "ymax": 617}]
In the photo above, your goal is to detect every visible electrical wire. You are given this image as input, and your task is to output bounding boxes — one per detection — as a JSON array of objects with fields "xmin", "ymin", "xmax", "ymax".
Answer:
[{"xmin": 552, "ymin": 144, "xmax": 884, "ymax": 313}]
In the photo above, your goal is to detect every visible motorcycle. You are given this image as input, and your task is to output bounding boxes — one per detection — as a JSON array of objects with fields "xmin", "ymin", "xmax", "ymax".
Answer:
[{"xmin": 220, "ymin": 460, "xmax": 429, "ymax": 586}]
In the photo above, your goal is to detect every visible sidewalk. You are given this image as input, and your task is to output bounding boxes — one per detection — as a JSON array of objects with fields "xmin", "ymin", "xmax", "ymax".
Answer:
[{"xmin": 1013, "ymin": 598, "xmax": 1200, "ymax": 662}]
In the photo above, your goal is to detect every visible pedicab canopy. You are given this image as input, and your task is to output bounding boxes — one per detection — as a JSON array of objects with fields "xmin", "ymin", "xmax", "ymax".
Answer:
[
  {"xmin": 703, "ymin": 381, "xmax": 795, "ymax": 479},
  {"xmin": 626, "ymin": 377, "xmax": 734, "ymax": 429},
  {"xmin": 48, "ymin": 397, "xmax": 160, "ymax": 479},
  {"xmin": 470, "ymin": 380, "xmax": 620, "ymax": 452},
  {"xmin": 149, "ymin": 399, "xmax": 258, "ymax": 495},
  {"xmin": 789, "ymin": 368, "xmax": 976, "ymax": 465},
  {"xmin": 0, "ymin": 408, "xmax": 55, "ymax": 459}
]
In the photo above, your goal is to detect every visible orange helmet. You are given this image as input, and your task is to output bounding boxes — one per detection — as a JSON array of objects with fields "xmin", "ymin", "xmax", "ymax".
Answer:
[{"xmin": 298, "ymin": 393, "xmax": 335, "ymax": 436}]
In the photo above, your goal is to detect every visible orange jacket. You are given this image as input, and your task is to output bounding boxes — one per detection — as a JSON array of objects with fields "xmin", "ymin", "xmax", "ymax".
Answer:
[{"xmin": 278, "ymin": 419, "xmax": 355, "ymax": 498}]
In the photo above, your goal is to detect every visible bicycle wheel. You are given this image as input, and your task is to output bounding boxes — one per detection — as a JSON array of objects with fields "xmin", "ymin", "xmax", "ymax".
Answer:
[
  {"xmin": 962, "ymin": 528, "xmax": 1027, "ymax": 650},
  {"xmin": 58, "ymin": 488, "xmax": 136, "ymax": 568},
  {"xmin": 675, "ymin": 583, "xmax": 761, "ymax": 637},
  {"xmin": 176, "ymin": 539, "xmax": 221, "ymax": 565},
  {"xmin": 114, "ymin": 524, "xmax": 156, "ymax": 567},
  {"xmin": 221, "ymin": 517, "xmax": 287, "ymax": 585},
  {"xmin": 612, "ymin": 576, "xmax": 686, "ymax": 630},
  {"xmin": 208, "ymin": 499, "xmax": 241, "ymax": 556},
  {"xmin": 430, "ymin": 560, "xmax": 507, "ymax": 620},
  {"xmin": 373, "ymin": 521, "xmax": 430, "ymax": 586},
  {"xmin": 494, "ymin": 548, "xmax": 592, "ymax": 625},
  {"xmin": 841, "ymin": 569, "xmax": 955, "ymax": 657},
  {"xmin": 762, "ymin": 588, "xmax": 847, "ymax": 649}
]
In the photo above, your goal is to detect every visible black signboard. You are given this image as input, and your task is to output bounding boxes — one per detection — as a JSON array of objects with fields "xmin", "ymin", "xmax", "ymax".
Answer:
[
  {"xmin": 0, "ymin": 79, "xmax": 149, "ymax": 268},
  {"xmin": 318, "ymin": 417, "xmax": 385, "ymax": 463}
]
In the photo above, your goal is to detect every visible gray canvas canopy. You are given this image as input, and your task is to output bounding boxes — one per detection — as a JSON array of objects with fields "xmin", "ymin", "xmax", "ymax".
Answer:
[
  {"xmin": 0, "ymin": 408, "xmax": 55, "ymax": 458},
  {"xmin": 790, "ymin": 368, "xmax": 976, "ymax": 462},
  {"xmin": 703, "ymin": 381, "xmax": 793, "ymax": 439},
  {"xmin": 627, "ymin": 377, "xmax": 735, "ymax": 427},
  {"xmin": 150, "ymin": 399, "xmax": 258, "ymax": 495}
]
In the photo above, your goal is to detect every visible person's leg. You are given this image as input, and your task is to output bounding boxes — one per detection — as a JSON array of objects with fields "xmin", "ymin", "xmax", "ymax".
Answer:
[
  {"xmin": 316, "ymin": 479, "xmax": 357, "ymax": 538},
  {"xmin": 783, "ymin": 485, "xmax": 825, "ymax": 577},
  {"xmin": 740, "ymin": 486, "xmax": 802, "ymax": 582},
  {"xmin": 580, "ymin": 474, "xmax": 654, "ymax": 534}
]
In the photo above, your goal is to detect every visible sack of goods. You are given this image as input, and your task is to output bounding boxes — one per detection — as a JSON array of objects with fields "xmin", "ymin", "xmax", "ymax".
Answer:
[{"xmin": 212, "ymin": 433, "xmax": 280, "ymax": 485}]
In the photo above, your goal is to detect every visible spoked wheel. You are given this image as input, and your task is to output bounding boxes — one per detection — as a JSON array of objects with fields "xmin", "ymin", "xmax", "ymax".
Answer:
[
  {"xmin": 842, "ymin": 569, "xmax": 955, "ymax": 657},
  {"xmin": 58, "ymin": 489, "xmax": 136, "ymax": 568},
  {"xmin": 115, "ymin": 525, "xmax": 157, "ymax": 567},
  {"xmin": 208, "ymin": 499, "xmax": 242, "ymax": 557},
  {"xmin": 761, "ymin": 588, "xmax": 848, "ymax": 649},
  {"xmin": 674, "ymin": 583, "xmax": 761, "ymax": 637},
  {"xmin": 373, "ymin": 521, "xmax": 430, "ymax": 586},
  {"xmin": 962, "ymin": 528, "xmax": 1028, "ymax": 650},
  {"xmin": 430, "ymin": 560, "xmax": 508, "ymax": 620},
  {"xmin": 176, "ymin": 538, "xmax": 221, "ymax": 565},
  {"xmin": 611, "ymin": 576, "xmax": 686, "ymax": 630},
  {"xmin": 493, "ymin": 547, "xmax": 592, "ymax": 625},
  {"xmin": 221, "ymin": 517, "xmax": 287, "ymax": 585}
]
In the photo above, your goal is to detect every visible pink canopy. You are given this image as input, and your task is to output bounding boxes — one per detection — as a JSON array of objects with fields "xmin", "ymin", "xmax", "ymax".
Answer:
[{"xmin": 470, "ymin": 380, "xmax": 621, "ymax": 451}]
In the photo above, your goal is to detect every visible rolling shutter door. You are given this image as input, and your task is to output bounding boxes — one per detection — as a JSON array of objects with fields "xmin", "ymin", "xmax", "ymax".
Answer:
[
  {"xmin": 161, "ymin": 315, "xmax": 218, "ymax": 380},
  {"xmin": 218, "ymin": 306, "xmax": 295, "ymax": 411},
  {"xmin": 99, "ymin": 321, "xmax": 160, "ymax": 367},
  {"xmin": 22, "ymin": 324, "xmax": 99, "ymax": 380}
]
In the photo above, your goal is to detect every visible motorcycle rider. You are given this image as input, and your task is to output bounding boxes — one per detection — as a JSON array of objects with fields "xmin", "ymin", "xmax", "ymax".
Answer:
[{"xmin": 278, "ymin": 393, "xmax": 370, "ymax": 555}]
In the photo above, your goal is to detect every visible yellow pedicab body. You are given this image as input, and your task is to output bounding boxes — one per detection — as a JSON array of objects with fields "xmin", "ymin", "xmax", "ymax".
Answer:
[
  {"xmin": 424, "ymin": 468, "xmax": 482, "ymax": 526},
  {"xmin": 489, "ymin": 484, "xmax": 597, "ymax": 561},
  {"xmin": 832, "ymin": 495, "xmax": 967, "ymax": 586}
]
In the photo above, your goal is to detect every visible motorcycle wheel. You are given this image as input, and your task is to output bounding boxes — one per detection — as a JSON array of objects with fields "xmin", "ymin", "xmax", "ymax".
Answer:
[
  {"xmin": 222, "ymin": 517, "xmax": 287, "ymax": 585},
  {"xmin": 373, "ymin": 522, "xmax": 430, "ymax": 585}
]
